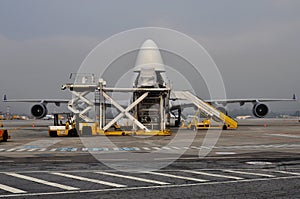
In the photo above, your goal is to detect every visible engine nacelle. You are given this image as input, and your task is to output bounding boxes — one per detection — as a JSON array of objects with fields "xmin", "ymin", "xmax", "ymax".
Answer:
[
  {"xmin": 252, "ymin": 103, "xmax": 269, "ymax": 118},
  {"xmin": 216, "ymin": 106, "xmax": 228, "ymax": 115},
  {"xmin": 31, "ymin": 104, "xmax": 48, "ymax": 119}
]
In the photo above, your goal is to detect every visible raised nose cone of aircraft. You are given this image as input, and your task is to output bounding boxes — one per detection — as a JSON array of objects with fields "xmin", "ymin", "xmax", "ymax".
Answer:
[{"xmin": 134, "ymin": 39, "xmax": 166, "ymax": 72}]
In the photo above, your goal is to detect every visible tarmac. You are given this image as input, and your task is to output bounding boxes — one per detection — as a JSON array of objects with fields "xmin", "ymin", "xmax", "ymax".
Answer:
[{"xmin": 0, "ymin": 118, "xmax": 299, "ymax": 198}]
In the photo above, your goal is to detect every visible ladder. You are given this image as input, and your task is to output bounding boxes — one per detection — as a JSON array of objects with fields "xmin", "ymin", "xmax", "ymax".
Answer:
[{"xmin": 173, "ymin": 91, "xmax": 237, "ymax": 129}]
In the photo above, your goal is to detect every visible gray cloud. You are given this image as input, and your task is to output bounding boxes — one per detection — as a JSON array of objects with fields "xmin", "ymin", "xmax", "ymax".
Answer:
[{"xmin": 0, "ymin": 0, "xmax": 299, "ymax": 114}]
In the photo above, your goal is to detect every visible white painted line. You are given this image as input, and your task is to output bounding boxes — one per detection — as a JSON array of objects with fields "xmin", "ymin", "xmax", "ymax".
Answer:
[
  {"xmin": 268, "ymin": 134, "xmax": 300, "ymax": 138},
  {"xmin": 16, "ymin": 148, "xmax": 27, "ymax": 152},
  {"xmin": 38, "ymin": 148, "xmax": 47, "ymax": 152},
  {"xmin": 96, "ymin": 171, "xmax": 169, "ymax": 185},
  {"xmin": 5, "ymin": 173, "xmax": 79, "ymax": 191},
  {"xmin": 0, "ymin": 160, "xmax": 14, "ymax": 163},
  {"xmin": 190, "ymin": 146, "xmax": 201, "ymax": 150},
  {"xmin": 152, "ymin": 147, "xmax": 161, "ymax": 150},
  {"xmin": 272, "ymin": 170, "xmax": 300, "ymax": 176},
  {"xmin": 0, "ymin": 183, "xmax": 27, "ymax": 194},
  {"xmin": 133, "ymin": 147, "xmax": 140, "ymax": 151},
  {"xmin": 6, "ymin": 148, "xmax": 17, "ymax": 152},
  {"xmin": 222, "ymin": 170, "xmax": 275, "ymax": 178},
  {"xmin": 161, "ymin": 147, "xmax": 171, "ymax": 150},
  {"xmin": 0, "ymin": 175, "xmax": 299, "ymax": 198},
  {"xmin": 171, "ymin": 146, "xmax": 181, "ymax": 150},
  {"xmin": 0, "ymin": 149, "xmax": 5, "ymax": 152},
  {"xmin": 42, "ymin": 159, "xmax": 72, "ymax": 162},
  {"xmin": 50, "ymin": 148, "xmax": 57, "ymax": 152},
  {"xmin": 183, "ymin": 170, "xmax": 243, "ymax": 180},
  {"xmin": 215, "ymin": 152, "xmax": 236, "ymax": 155},
  {"xmin": 144, "ymin": 171, "xmax": 208, "ymax": 182},
  {"xmin": 52, "ymin": 172, "xmax": 126, "ymax": 188},
  {"xmin": 27, "ymin": 148, "xmax": 38, "ymax": 152},
  {"xmin": 142, "ymin": 147, "xmax": 151, "ymax": 150},
  {"xmin": 98, "ymin": 159, "xmax": 128, "ymax": 161}
]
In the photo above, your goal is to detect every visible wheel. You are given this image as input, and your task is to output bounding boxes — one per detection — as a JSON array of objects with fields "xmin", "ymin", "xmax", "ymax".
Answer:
[
  {"xmin": 82, "ymin": 126, "xmax": 92, "ymax": 136},
  {"xmin": 222, "ymin": 125, "xmax": 228, "ymax": 130},
  {"xmin": 69, "ymin": 129, "xmax": 78, "ymax": 137},
  {"xmin": 49, "ymin": 131, "xmax": 58, "ymax": 137},
  {"xmin": 2, "ymin": 130, "xmax": 8, "ymax": 142}
]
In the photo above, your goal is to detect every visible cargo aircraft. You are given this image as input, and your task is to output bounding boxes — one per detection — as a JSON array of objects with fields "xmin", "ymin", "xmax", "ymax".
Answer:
[{"xmin": 3, "ymin": 39, "xmax": 296, "ymax": 120}]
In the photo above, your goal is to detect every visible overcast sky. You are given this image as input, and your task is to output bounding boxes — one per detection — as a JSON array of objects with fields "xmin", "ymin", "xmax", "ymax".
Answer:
[{"xmin": 0, "ymin": 0, "xmax": 299, "ymax": 115}]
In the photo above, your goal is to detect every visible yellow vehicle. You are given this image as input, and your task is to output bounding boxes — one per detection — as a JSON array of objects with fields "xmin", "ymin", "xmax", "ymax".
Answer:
[
  {"xmin": 0, "ymin": 123, "xmax": 10, "ymax": 142},
  {"xmin": 180, "ymin": 118, "xmax": 211, "ymax": 131},
  {"xmin": 48, "ymin": 113, "xmax": 78, "ymax": 137}
]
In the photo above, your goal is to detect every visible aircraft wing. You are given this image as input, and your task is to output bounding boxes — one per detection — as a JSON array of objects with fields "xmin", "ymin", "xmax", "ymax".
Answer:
[
  {"xmin": 3, "ymin": 95, "xmax": 69, "ymax": 104},
  {"xmin": 204, "ymin": 94, "xmax": 297, "ymax": 105},
  {"xmin": 170, "ymin": 92, "xmax": 297, "ymax": 109}
]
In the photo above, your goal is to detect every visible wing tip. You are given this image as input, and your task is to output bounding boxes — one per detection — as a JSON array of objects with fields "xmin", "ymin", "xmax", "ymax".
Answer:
[
  {"xmin": 3, "ymin": 94, "xmax": 7, "ymax": 101},
  {"xmin": 293, "ymin": 94, "xmax": 297, "ymax": 100}
]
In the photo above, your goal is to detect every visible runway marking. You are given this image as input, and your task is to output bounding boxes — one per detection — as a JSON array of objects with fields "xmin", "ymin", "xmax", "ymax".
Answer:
[
  {"xmin": 6, "ymin": 148, "xmax": 17, "ymax": 152},
  {"xmin": 268, "ymin": 134, "xmax": 300, "ymax": 139},
  {"xmin": 49, "ymin": 148, "xmax": 57, "ymax": 152},
  {"xmin": 52, "ymin": 172, "xmax": 126, "ymax": 188},
  {"xmin": 0, "ymin": 184, "xmax": 26, "ymax": 194},
  {"xmin": 0, "ymin": 160, "xmax": 14, "ymax": 163},
  {"xmin": 16, "ymin": 148, "xmax": 27, "ymax": 152},
  {"xmin": 222, "ymin": 170, "xmax": 275, "ymax": 178},
  {"xmin": 272, "ymin": 170, "xmax": 300, "ymax": 176},
  {"xmin": 1, "ymin": 175, "xmax": 299, "ymax": 198},
  {"xmin": 152, "ymin": 147, "xmax": 161, "ymax": 150},
  {"xmin": 215, "ymin": 152, "xmax": 236, "ymax": 155},
  {"xmin": 5, "ymin": 173, "xmax": 79, "ymax": 191},
  {"xmin": 38, "ymin": 148, "xmax": 47, "ymax": 152},
  {"xmin": 1, "ymin": 143, "xmax": 300, "ymax": 153},
  {"xmin": 144, "ymin": 171, "xmax": 208, "ymax": 182},
  {"xmin": 27, "ymin": 148, "xmax": 38, "ymax": 152},
  {"xmin": 95, "ymin": 171, "xmax": 169, "ymax": 185},
  {"xmin": 182, "ymin": 170, "xmax": 243, "ymax": 180},
  {"xmin": 42, "ymin": 159, "xmax": 72, "ymax": 162}
]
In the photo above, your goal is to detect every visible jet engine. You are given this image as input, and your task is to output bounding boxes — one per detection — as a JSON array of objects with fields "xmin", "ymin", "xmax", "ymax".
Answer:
[
  {"xmin": 252, "ymin": 103, "xmax": 269, "ymax": 118},
  {"xmin": 216, "ymin": 106, "xmax": 228, "ymax": 115},
  {"xmin": 31, "ymin": 104, "xmax": 48, "ymax": 119}
]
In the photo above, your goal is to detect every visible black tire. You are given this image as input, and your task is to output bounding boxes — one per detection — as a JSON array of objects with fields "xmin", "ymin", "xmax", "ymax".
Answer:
[
  {"xmin": 82, "ymin": 126, "xmax": 92, "ymax": 137},
  {"xmin": 69, "ymin": 129, "xmax": 78, "ymax": 137},
  {"xmin": 222, "ymin": 125, "xmax": 228, "ymax": 130},
  {"xmin": 49, "ymin": 131, "xmax": 58, "ymax": 137},
  {"xmin": 2, "ymin": 130, "xmax": 8, "ymax": 142}
]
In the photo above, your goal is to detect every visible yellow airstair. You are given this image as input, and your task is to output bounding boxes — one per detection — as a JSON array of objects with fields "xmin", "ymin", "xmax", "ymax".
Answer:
[{"xmin": 173, "ymin": 91, "xmax": 237, "ymax": 129}]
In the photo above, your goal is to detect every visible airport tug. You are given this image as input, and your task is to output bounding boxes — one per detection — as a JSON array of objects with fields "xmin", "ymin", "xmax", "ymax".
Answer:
[{"xmin": 48, "ymin": 113, "xmax": 78, "ymax": 137}]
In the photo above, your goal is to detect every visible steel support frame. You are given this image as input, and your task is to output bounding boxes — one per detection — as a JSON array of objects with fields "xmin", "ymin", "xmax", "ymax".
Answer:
[{"xmin": 102, "ymin": 92, "xmax": 150, "ymax": 132}]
